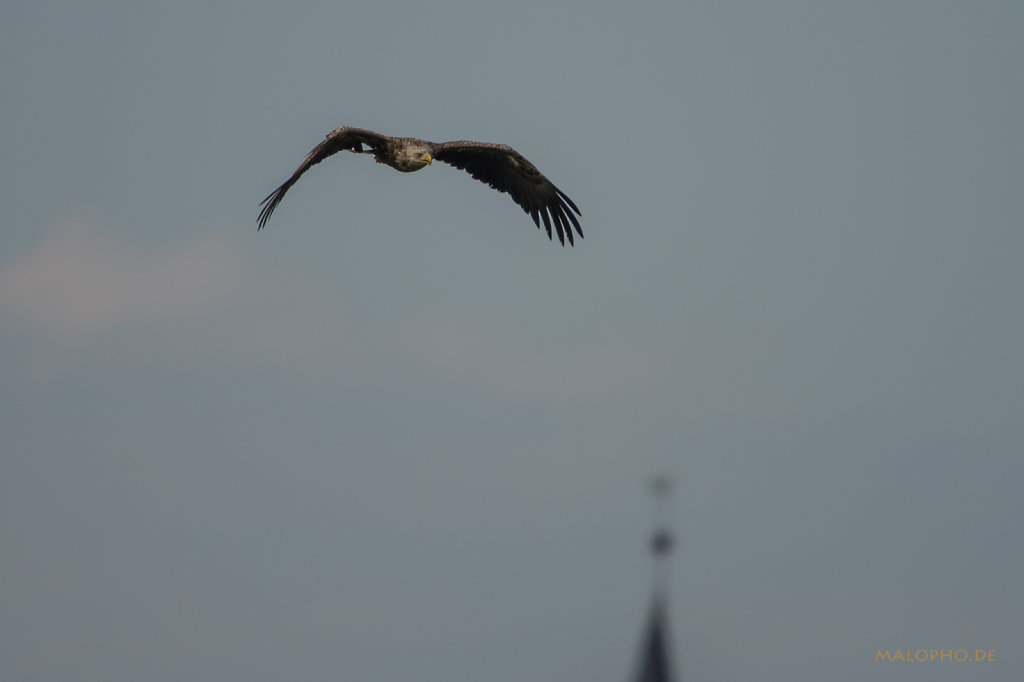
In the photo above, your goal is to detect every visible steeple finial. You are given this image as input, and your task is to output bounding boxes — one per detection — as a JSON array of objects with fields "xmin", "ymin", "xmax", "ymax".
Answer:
[{"xmin": 649, "ymin": 475, "xmax": 674, "ymax": 559}]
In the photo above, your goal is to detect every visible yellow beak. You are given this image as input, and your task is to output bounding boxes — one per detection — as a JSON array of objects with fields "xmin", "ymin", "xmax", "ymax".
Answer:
[{"xmin": 421, "ymin": 153, "xmax": 433, "ymax": 165}]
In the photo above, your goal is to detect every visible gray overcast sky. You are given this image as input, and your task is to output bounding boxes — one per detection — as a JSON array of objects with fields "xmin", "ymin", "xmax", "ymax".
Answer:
[{"xmin": 2, "ymin": 1, "xmax": 1021, "ymax": 681}]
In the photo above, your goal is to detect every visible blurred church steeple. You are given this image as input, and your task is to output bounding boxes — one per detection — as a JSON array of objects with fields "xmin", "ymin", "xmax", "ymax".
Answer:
[{"xmin": 629, "ymin": 475, "xmax": 678, "ymax": 682}]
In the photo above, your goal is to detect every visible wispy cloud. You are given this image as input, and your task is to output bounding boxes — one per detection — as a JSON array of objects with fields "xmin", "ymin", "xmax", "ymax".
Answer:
[
  {"xmin": 1, "ymin": 222, "xmax": 650, "ymax": 398},
  {"xmin": 0, "ymin": 221, "xmax": 243, "ymax": 338},
  {"xmin": 0, "ymin": 220, "xmax": 375, "ymax": 377}
]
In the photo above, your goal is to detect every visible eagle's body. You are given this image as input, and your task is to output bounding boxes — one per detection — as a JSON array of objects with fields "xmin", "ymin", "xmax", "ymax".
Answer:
[{"xmin": 259, "ymin": 126, "xmax": 582, "ymax": 245}]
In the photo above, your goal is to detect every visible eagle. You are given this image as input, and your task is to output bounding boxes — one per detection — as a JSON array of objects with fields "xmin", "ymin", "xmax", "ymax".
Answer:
[{"xmin": 258, "ymin": 126, "xmax": 583, "ymax": 246}]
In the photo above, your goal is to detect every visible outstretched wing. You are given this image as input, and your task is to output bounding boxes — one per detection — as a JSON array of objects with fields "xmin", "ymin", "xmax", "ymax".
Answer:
[
  {"xmin": 258, "ymin": 126, "xmax": 389, "ymax": 230},
  {"xmin": 432, "ymin": 141, "xmax": 583, "ymax": 246}
]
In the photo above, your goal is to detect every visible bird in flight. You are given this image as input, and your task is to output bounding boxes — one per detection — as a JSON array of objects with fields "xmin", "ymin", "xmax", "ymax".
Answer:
[{"xmin": 258, "ymin": 126, "xmax": 583, "ymax": 246}]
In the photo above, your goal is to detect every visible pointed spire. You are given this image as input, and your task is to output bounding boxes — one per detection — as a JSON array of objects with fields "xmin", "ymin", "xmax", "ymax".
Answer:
[{"xmin": 631, "ymin": 598, "xmax": 674, "ymax": 682}]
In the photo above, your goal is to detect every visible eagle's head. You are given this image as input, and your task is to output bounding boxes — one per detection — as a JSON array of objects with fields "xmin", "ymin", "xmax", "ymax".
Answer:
[{"xmin": 393, "ymin": 144, "xmax": 433, "ymax": 172}]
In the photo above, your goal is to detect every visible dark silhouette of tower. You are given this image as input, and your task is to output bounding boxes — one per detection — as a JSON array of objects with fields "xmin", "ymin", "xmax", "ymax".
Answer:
[{"xmin": 628, "ymin": 476, "xmax": 677, "ymax": 682}]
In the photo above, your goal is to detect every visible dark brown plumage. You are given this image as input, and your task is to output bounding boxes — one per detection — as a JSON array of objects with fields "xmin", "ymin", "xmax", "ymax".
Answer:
[{"xmin": 258, "ymin": 126, "xmax": 582, "ymax": 245}]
